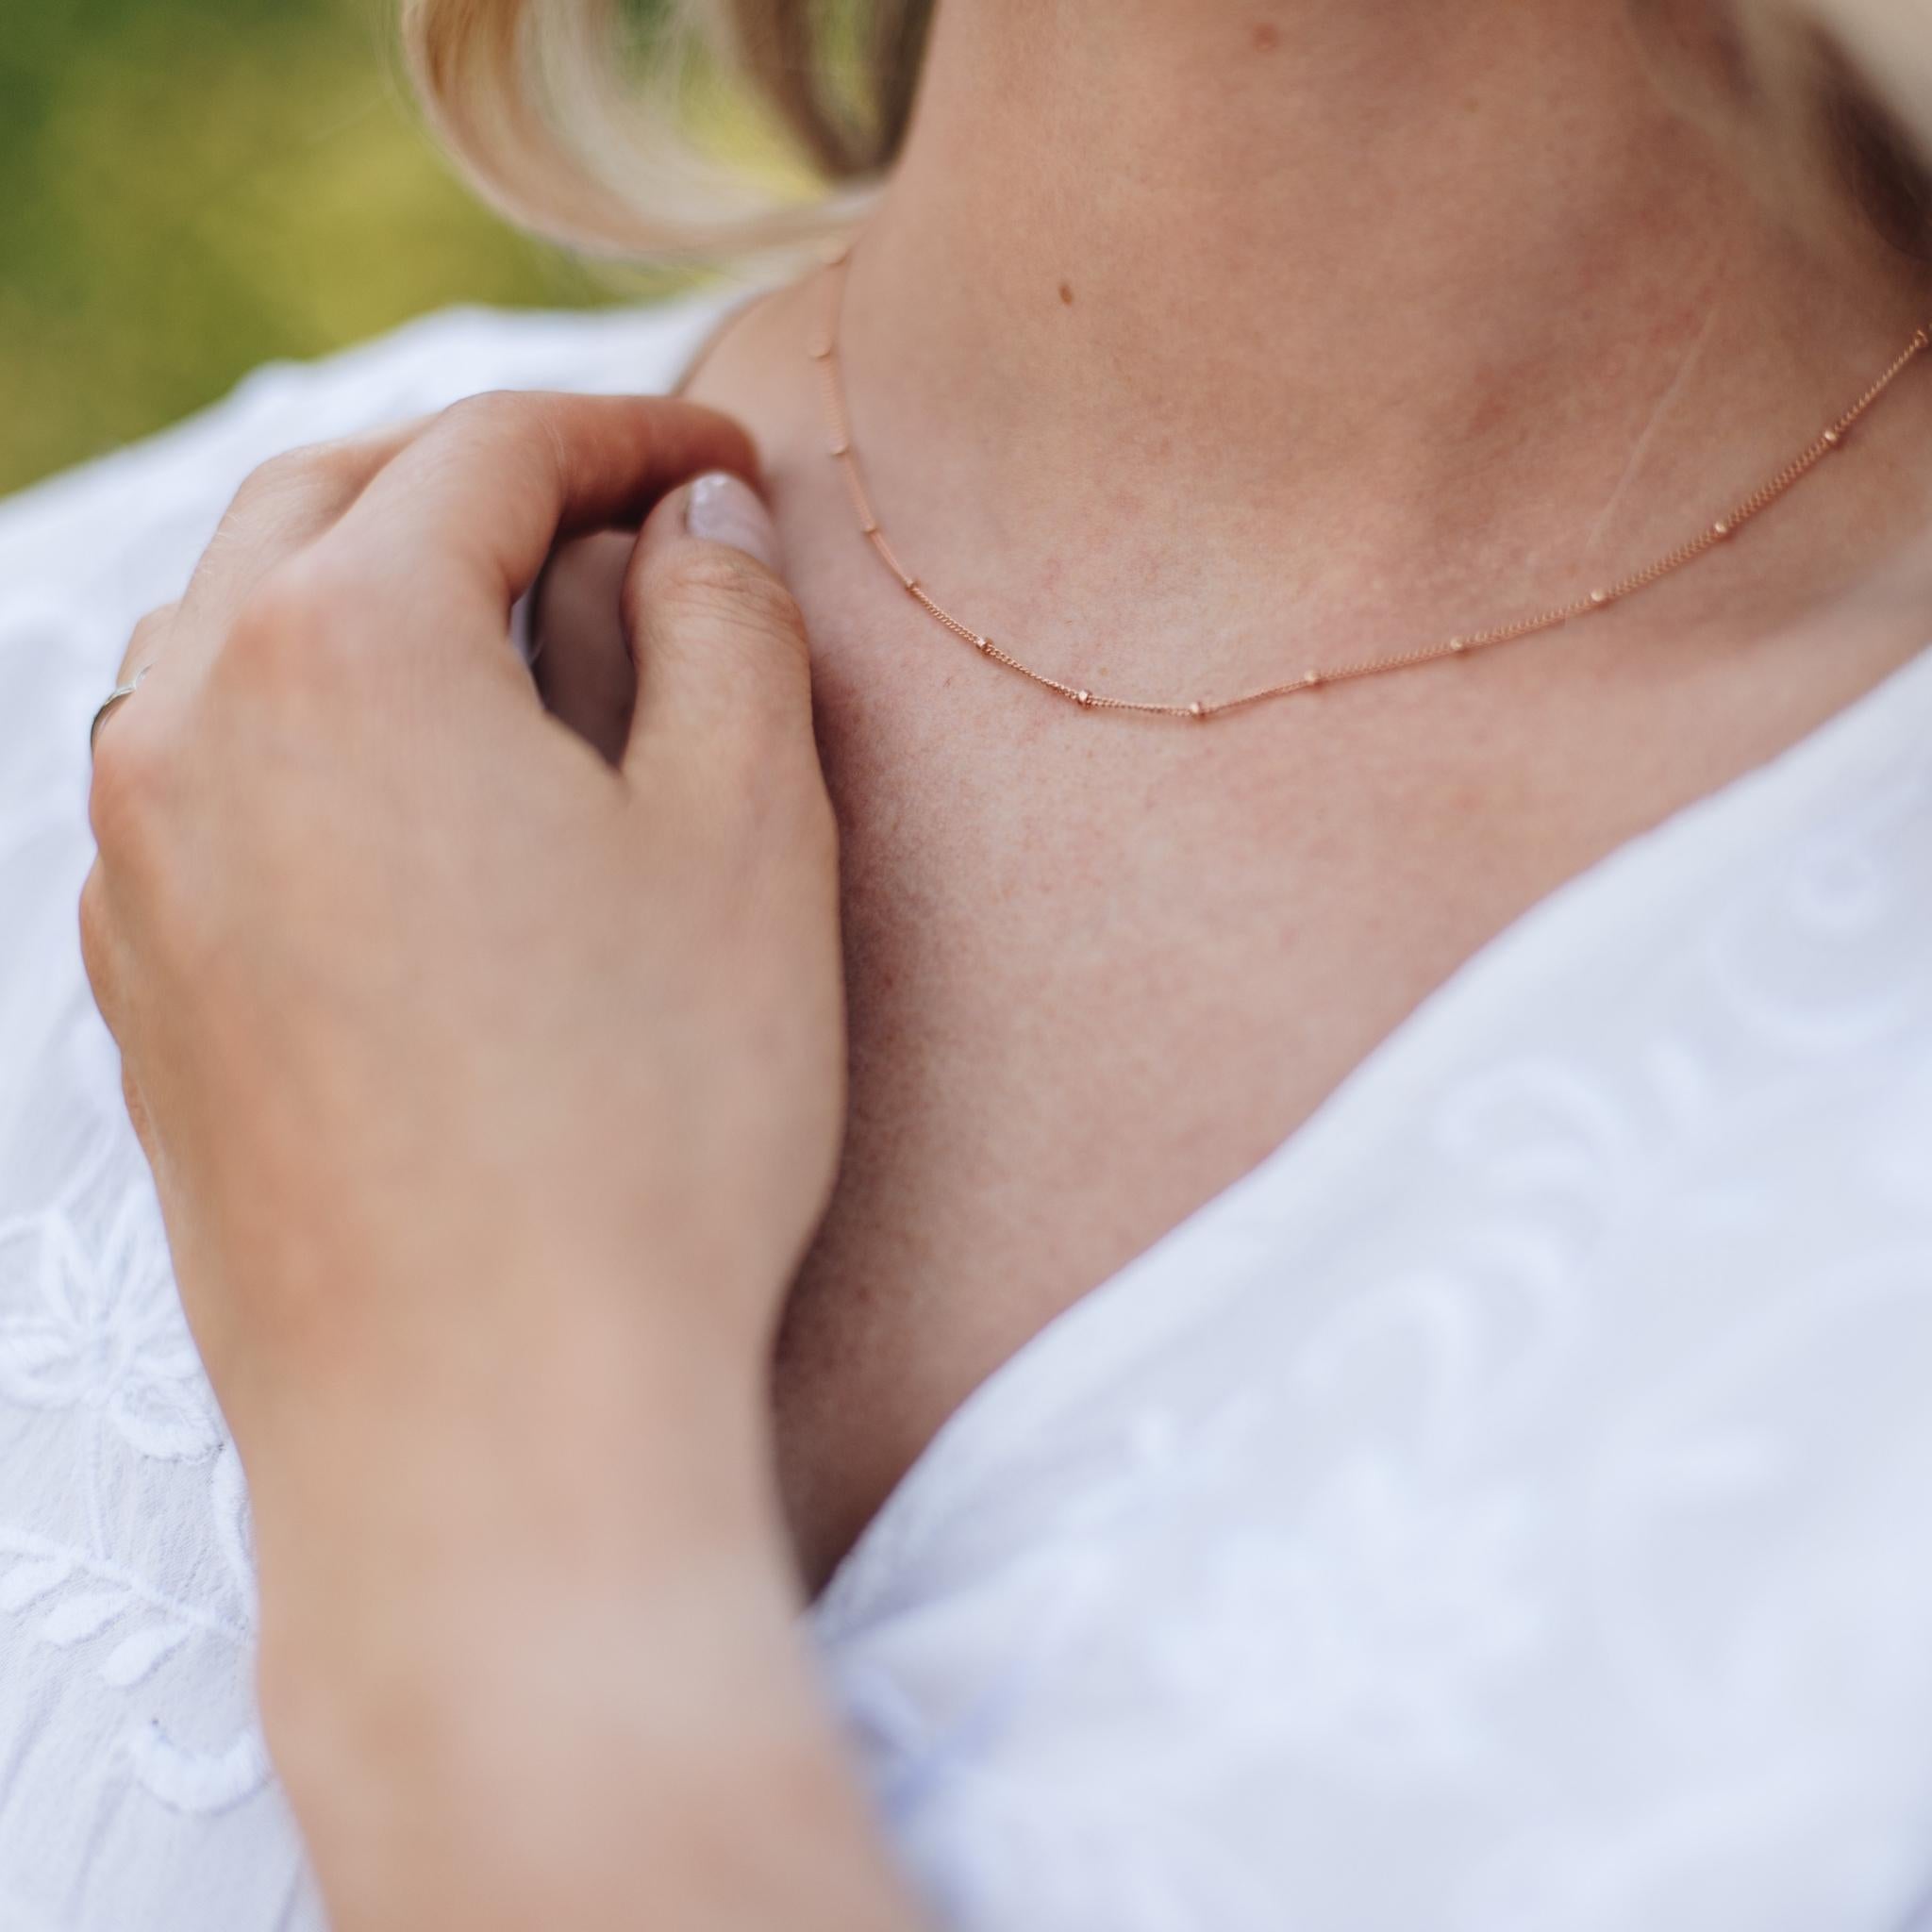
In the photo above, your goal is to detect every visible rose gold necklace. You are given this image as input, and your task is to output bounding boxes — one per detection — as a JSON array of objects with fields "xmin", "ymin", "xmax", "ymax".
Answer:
[{"xmin": 810, "ymin": 244, "xmax": 1930, "ymax": 724}]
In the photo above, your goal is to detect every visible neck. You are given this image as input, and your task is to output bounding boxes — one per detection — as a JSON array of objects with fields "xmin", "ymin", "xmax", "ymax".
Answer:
[{"xmin": 837, "ymin": 0, "xmax": 1931, "ymax": 641}]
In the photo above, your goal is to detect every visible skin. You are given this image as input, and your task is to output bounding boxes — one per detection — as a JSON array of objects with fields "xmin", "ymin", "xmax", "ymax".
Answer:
[
  {"xmin": 78, "ymin": 0, "xmax": 1932, "ymax": 1922},
  {"xmin": 551, "ymin": 0, "xmax": 1932, "ymax": 1590},
  {"xmin": 84, "ymin": 405, "xmax": 919, "ymax": 1927}
]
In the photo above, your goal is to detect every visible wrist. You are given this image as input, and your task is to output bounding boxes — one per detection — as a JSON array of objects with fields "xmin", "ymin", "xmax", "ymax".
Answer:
[
  {"xmin": 264, "ymin": 1544, "xmax": 838, "ymax": 1931},
  {"xmin": 248, "ymin": 1296, "xmax": 786, "ymax": 1740},
  {"xmin": 256, "ymin": 1425, "xmax": 808, "ymax": 1929}
]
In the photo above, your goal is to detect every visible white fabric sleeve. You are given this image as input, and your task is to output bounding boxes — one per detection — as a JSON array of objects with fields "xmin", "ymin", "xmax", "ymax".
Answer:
[{"xmin": 0, "ymin": 289, "xmax": 740, "ymax": 1932}]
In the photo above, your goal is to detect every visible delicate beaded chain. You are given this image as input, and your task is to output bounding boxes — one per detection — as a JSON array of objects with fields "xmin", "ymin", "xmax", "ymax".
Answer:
[{"xmin": 809, "ymin": 244, "xmax": 1932, "ymax": 723}]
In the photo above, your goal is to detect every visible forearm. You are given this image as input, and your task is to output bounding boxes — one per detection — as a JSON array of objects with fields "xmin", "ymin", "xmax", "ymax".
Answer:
[{"xmin": 247, "ymin": 1327, "xmax": 923, "ymax": 1932}]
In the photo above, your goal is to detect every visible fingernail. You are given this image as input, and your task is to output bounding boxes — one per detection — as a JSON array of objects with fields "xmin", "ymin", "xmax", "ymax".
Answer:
[{"xmin": 686, "ymin": 471, "xmax": 782, "ymax": 573}]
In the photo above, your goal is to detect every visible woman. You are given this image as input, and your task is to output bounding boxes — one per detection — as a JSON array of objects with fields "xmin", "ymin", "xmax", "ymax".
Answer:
[{"xmin": 4, "ymin": 0, "xmax": 1932, "ymax": 1924}]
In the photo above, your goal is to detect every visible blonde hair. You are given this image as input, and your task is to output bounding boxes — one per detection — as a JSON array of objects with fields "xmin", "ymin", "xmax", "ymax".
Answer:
[
  {"xmin": 400, "ymin": 0, "xmax": 1932, "ymax": 267},
  {"xmin": 399, "ymin": 0, "xmax": 928, "ymax": 262}
]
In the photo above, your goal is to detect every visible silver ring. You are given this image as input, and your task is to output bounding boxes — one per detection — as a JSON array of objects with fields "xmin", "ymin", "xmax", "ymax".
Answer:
[{"xmin": 89, "ymin": 667, "xmax": 150, "ymax": 756}]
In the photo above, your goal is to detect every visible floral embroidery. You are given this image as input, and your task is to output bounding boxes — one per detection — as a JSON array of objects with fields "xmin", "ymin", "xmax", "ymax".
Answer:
[{"xmin": 0, "ymin": 1188, "xmax": 220, "ymax": 1463}]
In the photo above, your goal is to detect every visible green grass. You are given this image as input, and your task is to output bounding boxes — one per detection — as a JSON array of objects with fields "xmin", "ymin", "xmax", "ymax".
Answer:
[{"xmin": 0, "ymin": 0, "xmax": 679, "ymax": 494}]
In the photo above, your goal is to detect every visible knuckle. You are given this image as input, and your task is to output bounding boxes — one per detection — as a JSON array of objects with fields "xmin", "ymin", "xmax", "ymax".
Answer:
[
  {"xmin": 225, "ymin": 554, "xmax": 353, "ymax": 675},
  {"xmin": 87, "ymin": 709, "xmax": 172, "ymax": 858},
  {"xmin": 280, "ymin": 440, "xmax": 367, "ymax": 500},
  {"xmin": 646, "ymin": 545, "xmax": 808, "ymax": 651},
  {"xmin": 225, "ymin": 455, "xmax": 293, "ymax": 514},
  {"xmin": 446, "ymin": 386, "xmax": 523, "ymax": 421},
  {"xmin": 650, "ymin": 541, "xmax": 765, "ymax": 609},
  {"xmin": 441, "ymin": 388, "xmax": 537, "ymax": 442},
  {"xmin": 253, "ymin": 444, "xmax": 325, "ymax": 490},
  {"xmin": 206, "ymin": 446, "xmax": 362, "ymax": 584},
  {"xmin": 229, "ymin": 442, "xmax": 344, "ymax": 515},
  {"xmin": 438, "ymin": 390, "xmax": 562, "ymax": 490}
]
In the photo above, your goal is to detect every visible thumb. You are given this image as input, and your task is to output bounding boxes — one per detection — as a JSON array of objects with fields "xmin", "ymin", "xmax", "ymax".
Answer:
[{"xmin": 621, "ymin": 470, "xmax": 816, "ymax": 777}]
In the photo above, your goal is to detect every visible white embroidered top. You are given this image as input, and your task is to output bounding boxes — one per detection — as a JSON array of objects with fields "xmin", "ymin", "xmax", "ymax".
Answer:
[{"xmin": 3, "ymin": 288, "xmax": 1932, "ymax": 1932}]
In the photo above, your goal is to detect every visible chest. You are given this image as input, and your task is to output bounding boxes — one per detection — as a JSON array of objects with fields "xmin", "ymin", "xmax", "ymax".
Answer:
[{"xmin": 768, "ymin": 608, "xmax": 1746, "ymax": 1591}]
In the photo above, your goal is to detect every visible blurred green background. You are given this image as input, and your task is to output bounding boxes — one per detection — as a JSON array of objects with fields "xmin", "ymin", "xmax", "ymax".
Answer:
[{"xmin": 0, "ymin": 0, "xmax": 677, "ymax": 496}]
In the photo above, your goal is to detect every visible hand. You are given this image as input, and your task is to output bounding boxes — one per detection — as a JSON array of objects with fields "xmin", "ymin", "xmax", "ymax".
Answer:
[
  {"xmin": 83, "ymin": 388, "xmax": 842, "ymax": 1406},
  {"xmin": 78, "ymin": 394, "xmax": 909, "ymax": 1930}
]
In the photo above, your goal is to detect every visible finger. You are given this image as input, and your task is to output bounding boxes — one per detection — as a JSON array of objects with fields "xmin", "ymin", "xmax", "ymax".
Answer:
[
  {"xmin": 323, "ymin": 392, "xmax": 761, "ymax": 632},
  {"xmin": 620, "ymin": 470, "xmax": 817, "ymax": 784},
  {"xmin": 530, "ymin": 530, "xmax": 639, "ymax": 766},
  {"xmin": 152, "ymin": 413, "xmax": 446, "ymax": 702},
  {"xmin": 177, "ymin": 413, "xmax": 440, "ymax": 637}
]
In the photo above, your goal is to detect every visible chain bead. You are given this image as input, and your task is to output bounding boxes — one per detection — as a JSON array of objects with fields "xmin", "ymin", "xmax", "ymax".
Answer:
[{"xmin": 812, "ymin": 249, "xmax": 1925, "ymax": 724}]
